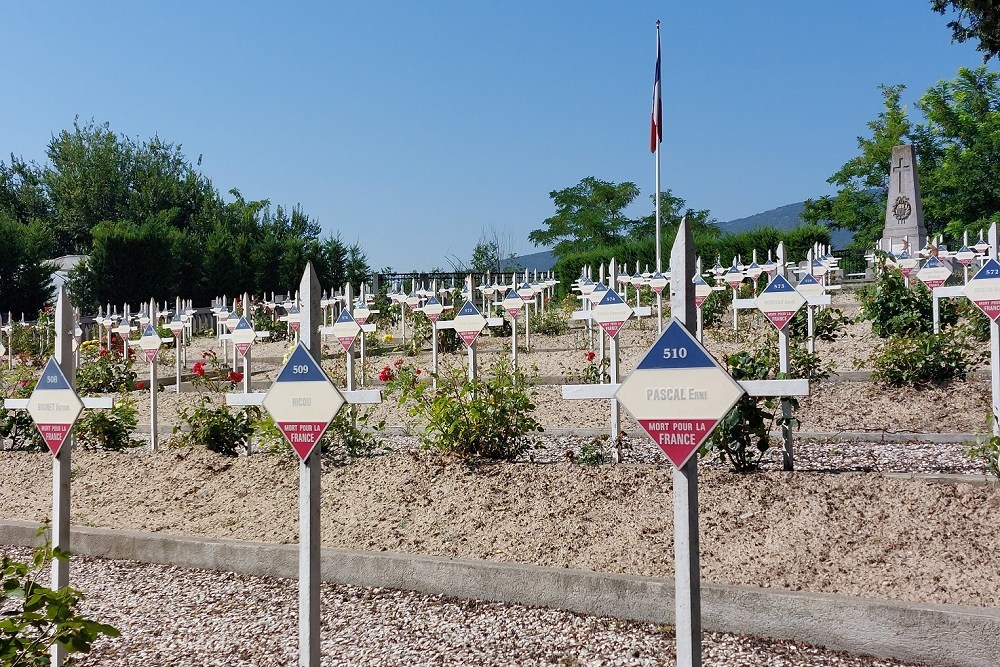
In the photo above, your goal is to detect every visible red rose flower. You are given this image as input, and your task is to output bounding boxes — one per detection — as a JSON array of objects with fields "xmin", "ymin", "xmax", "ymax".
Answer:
[
  {"xmin": 193, "ymin": 361, "xmax": 206, "ymax": 376},
  {"xmin": 393, "ymin": 357, "xmax": 405, "ymax": 368},
  {"xmin": 415, "ymin": 368, "xmax": 421, "ymax": 375},
  {"xmin": 378, "ymin": 366, "xmax": 393, "ymax": 383},
  {"xmin": 228, "ymin": 371, "xmax": 244, "ymax": 383},
  {"xmin": 585, "ymin": 351, "xmax": 596, "ymax": 362},
  {"xmin": 136, "ymin": 381, "xmax": 146, "ymax": 390}
]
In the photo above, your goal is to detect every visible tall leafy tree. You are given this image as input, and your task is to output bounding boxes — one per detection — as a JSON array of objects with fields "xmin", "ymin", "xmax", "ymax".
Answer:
[
  {"xmin": 528, "ymin": 177, "xmax": 640, "ymax": 258},
  {"xmin": 0, "ymin": 212, "xmax": 54, "ymax": 316},
  {"xmin": 917, "ymin": 66, "xmax": 1000, "ymax": 236},
  {"xmin": 801, "ymin": 84, "xmax": 918, "ymax": 249},
  {"xmin": 804, "ymin": 68, "xmax": 1000, "ymax": 247},
  {"xmin": 933, "ymin": 0, "xmax": 1000, "ymax": 61}
]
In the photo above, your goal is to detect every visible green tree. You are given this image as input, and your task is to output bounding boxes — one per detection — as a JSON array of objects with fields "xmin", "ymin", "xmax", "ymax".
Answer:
[
  {"xmin": 804, "ymin": 68, "xmax": 1000, "ymax": 248},
  {"xmin": 933, "ymin": 0, "xmax": 1000, "ymax": 61},
  {"xmin": 801, "ymin": 84, "xmax": 916, "ymax": 249},
  {"xmin": 528, "ymin": 177, "xmax": 640, "ymax": 258},
  {"xmin": 917, "ymin": 66, "xmax": 1000, "ymax": 237},
  {"xmin": 0, "ymin": 212, "xmax": 55, "ymax": 316},
  {"xmin": 344, "ymin": 243, "xmax": 371, "ymax": 294}
]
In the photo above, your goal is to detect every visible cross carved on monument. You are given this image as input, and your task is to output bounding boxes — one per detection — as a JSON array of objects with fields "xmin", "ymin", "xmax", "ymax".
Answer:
[{"xmin": 893, "ymin": 156, "xmax": 911, "ymax": 190}]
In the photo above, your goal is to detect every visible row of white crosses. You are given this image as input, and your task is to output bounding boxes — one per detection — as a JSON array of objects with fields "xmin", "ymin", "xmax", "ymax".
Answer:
[
  {"xmin": 877, "ymin": 231, "xmax": 996, "ymax": 333},
  {"xmin": 721, "ymin": 244, "xmax": 840, "ymax": 334}
]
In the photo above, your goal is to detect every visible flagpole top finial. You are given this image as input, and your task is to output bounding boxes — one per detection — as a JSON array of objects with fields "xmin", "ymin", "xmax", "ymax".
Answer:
[{"xmin": 656, "ymin": 19, "xmax": 660, "ymax": 28}]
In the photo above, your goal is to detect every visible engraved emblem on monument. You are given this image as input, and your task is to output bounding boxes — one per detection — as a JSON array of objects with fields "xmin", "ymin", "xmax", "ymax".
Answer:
[
  {"xmin": 892, "ymin": 196, "xmax": 912, "ymax": 222},
  {"xmin": 881, "ymin": 145, "xmax": 927, "ymax": 252}
]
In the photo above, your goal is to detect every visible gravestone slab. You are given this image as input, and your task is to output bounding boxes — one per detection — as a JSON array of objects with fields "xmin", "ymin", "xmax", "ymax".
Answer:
[{"xmin": 881, "ymin": 144, "xmax": 927, "ymax": 253}]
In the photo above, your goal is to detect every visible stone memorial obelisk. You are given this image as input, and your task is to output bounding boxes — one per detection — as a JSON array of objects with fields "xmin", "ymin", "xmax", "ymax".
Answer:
[{"xmin": 881, "ymin": 144, "xmax": 927, "ymax": 253}]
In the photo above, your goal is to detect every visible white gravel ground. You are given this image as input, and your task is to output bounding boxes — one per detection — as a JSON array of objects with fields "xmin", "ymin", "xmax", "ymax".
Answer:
[{"xmin": 7, "ymin": 551, "xmax": 929, "ymax": 667}]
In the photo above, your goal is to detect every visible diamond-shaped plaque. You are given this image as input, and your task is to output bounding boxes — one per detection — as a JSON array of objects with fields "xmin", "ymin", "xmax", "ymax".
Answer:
[
  {"xmin": 615, "ymin": 320, "xmax": 744, "ymax": 469},
  {"xmin": 26, "ymin": 357, "xmax": 83, "ymax": 456},
  {"xmin": 262, "ymin": 343, "xmax": 345, "ymax": 461}
]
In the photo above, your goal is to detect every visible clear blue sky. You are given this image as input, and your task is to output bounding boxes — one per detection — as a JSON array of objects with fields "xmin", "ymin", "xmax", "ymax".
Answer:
[{"xmin": 1, "ymin": 1, "xmax": 989, "ymax": 271}]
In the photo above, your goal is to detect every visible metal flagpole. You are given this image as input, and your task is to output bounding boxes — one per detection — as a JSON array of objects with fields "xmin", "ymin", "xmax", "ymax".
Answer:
[{"xmin": 653, "ymin": 20, "xmax": 663, "ymax": 333}]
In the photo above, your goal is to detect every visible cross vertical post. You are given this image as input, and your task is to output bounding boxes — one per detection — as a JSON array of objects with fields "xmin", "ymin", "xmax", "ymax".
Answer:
[
  {"xmin": 668, "ymin": 216, "xmax": 701, "ymax": 667},
  {"xmin": 990, "ymin": 223, "xmax": 1000, "ymax": 437},
  {"xmin": 298, "ymin": 263, "xmax": 321, "ymax": 667},
  {"xmin": 51, "ymin": 286, "xmax": 74, "ymax": 667},
  {"xmin": 777, "ymin": 243, "xmax": 794, "ymax": 470}
]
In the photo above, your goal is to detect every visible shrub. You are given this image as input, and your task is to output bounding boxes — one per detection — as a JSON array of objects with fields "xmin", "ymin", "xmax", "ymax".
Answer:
[
  {"xmin": 1, "ymin": 526, "xmax": 119, "ymax": 663},
  {"xmin": 574, "ymin": 351, "xmax": 610, "ymax": 384},
  {"xmin": 958, "ymin": 299, "xmax": 991, "ymax": 342},
  {"xmin": 75, "ymin": 344, "xmax": 138, "ymax": 394},
  {"xmin": 530, "ymin": 308, "xmax": 569, "ymax": 336},
  {"xmin": 859, "ymin": 265, "xmax": 958, "ymax": 337},
  {"xmin": 171, "ymin": 399, "xmax": 259, "ymax": 456},
  {"xmin": 868, "ymin": 330, "xmax": 979, "ymax": 387},
  {"xmin": 392, "ymin": 357, "xmax": 543, "ymax": 460},
  {"xmin": 74, "ymin": 395, "xmax": 139, "ymax": 451},
  {"xmin": 699, "ymin": 287, "xmax": 731, "ymax": 329},
  {"xmin": 966, "ymin": 415, "xmax": 1000, "ymax": 479},
  {"xmin": 702, "ymin": 345, "xmax": 797, "ymax": 472},
  {"xmin": 0, "ymin": 367, "xmax": 44, "ymax": 451},
  {"xmin": 788, "ymin": 306, "xmax": 851, "ymax": 342}
]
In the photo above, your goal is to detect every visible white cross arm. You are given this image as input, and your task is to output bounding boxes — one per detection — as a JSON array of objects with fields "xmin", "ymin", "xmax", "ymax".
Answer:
[
  {"xmin": 805, "ymin": 295, "xmax": 832, "ymax": 306},
  {"xmin": 4, "ymin": 397, "xmax": 113, "ymax": 410},
  {"xmin": 226, "ymin": 389, "xmax": 382, "ymax": 407},
  {"xmin": 734, "ymin": 298, "xmax": 757, "ymax": 310},
  {"xmin": 933, "ymin": 286, "xmax": 966, "ymax": 298},
  {"xmin": 562, "ymin": 378, "xmax": 809, "ymax": 401}
]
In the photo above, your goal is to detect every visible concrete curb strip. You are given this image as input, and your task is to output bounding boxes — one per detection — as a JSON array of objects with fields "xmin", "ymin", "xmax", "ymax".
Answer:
[{"xmin": 1, "ymin": 520, "xmax": 997, "ymax": 667}]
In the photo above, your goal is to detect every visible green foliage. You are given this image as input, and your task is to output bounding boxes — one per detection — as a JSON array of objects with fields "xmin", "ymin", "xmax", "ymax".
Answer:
[
  {"xmin": 804, "ymin": 67, "xmax": 1000, "ymax": 245},
  {"xmin": 75, "ymin": 343, "xmax": 138, "ymax": 394},
  {"xmin": 932, "ymin": 1, "xmax": 1000, "ymax": 62},
  {"xmin": 74, "ymin": 395, "xmax": 139, "ymax": 451},
  {"xmin": 699, "ymin": 287, "xmax": 731, "ymax": 329},
  {"xmin": 530, "ymin": 308, "xmax": 569, "ymax": 336},
  {"xmin": 0, "ymin": 526, "xmax": 119, "ymax": 664},
  {"xmin": 529, "ymin": 177, "xmax": 641, "ymax": 257},
  {"xmin": 391, "ymin": 357, "xmax": 543, "ymax": 460},
  {"xmin": 868, "ymin": 330, "xmax": 979, "ymax": 386},
  {"xmin": 1, "ymin": 119, "xmax": 372, "ymax": 310},
  {"xmin": 703, "ymin": 344, "xmax": 798, "ymax": 473},
  {"xmin": 575, "ymin": 352, "xmax": 610, "ymax": 384},
  {"xmin": 789, "ymin": 306, "xmax": 852, "ymax": 342},
  {"xmin": 958, "ymin": 298, "xmax": 992, "ymax": 341},
  {"xmin": 858, "ymin": 264, "xmax": 959, "ymax": 337},
  {"xmin": 573, "ymin": 435, "xmax": 611, "ymax": 466},
  {"xmin": 251, "ymin": 304, "xmax": 288, "ymax": 342},
  {"xmin": 0, "ymin": 367, "xmax": 44, "ymax": 451},
  {"xmin": 966, "ymin": 415, "xmax": 1000, "ymax": 479},
  {"xmin": 171, "ymin": 399, "xmax": 259, "ymax": 456},
  {"xmin": 0, "ymin": 214, "xmax": 55, "ymax": 317}
]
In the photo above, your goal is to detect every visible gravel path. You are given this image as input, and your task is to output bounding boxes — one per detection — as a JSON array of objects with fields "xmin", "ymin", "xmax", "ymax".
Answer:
[{"xmin": 0, "ymin": 550, "xmax": 929, "ymax": 667}]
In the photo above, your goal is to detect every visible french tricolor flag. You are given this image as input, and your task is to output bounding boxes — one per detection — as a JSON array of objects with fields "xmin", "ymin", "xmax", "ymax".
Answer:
[{"xmin": 650, "ymin": 25, "xmax": 661, "ymax": 153}]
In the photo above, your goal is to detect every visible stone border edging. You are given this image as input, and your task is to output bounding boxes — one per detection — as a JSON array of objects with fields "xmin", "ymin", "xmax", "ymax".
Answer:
[{"xmin": 1, "ymin": 520, "xmax": 996, "ymax": 667}]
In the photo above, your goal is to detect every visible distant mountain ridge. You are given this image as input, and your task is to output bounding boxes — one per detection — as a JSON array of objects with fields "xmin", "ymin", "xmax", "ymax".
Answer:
[
  {"xmin": 715, "ymin": 201, "xmax": 853, "ymax": 248},
  {"xmin": 510, "ymin": 200, "xmax": 851, "ymax": 271}
]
